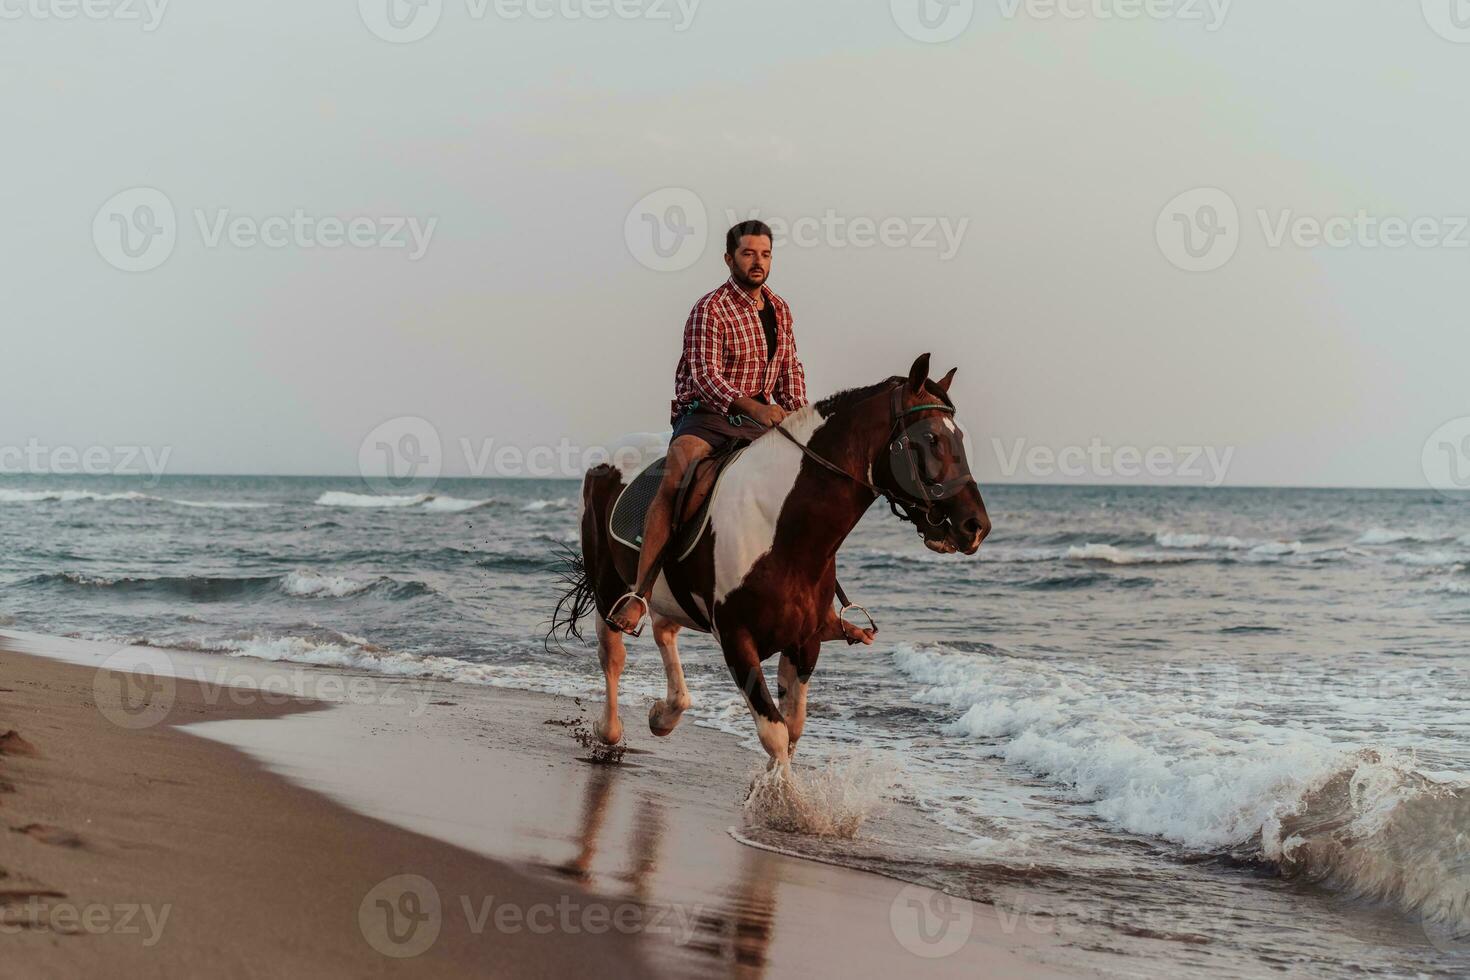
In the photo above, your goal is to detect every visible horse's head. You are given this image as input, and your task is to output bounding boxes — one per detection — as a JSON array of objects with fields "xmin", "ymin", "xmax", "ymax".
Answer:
[{"xmin": 876, "ymin": 353, "xmax": 992, "ymax": 555}]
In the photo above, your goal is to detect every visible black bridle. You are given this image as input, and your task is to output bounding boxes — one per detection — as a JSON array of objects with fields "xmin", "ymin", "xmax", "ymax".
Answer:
[{"xmin": 766, "ymin": 380, "xmax": 970, "ymax": 532}]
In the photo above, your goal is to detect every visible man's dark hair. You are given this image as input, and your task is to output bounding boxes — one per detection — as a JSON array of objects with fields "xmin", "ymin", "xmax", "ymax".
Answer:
[{"xmin": 725, "ymin": 220, "xmax": 774, "ymax": 256}]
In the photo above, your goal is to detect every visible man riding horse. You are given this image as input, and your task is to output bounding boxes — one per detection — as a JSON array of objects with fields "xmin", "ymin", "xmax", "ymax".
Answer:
[
  {"xmin": 555, "ymin": 219, "xmax": 991, "ymax": 766},
  {"xmin": 606, "ymin": 219, "xmax": 874, "ymax": 644}
]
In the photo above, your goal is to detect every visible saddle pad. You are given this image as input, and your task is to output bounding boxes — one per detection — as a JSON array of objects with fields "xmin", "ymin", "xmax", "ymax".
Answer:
[{"xmin": 608, "ymin": 446, "xmax": 746, "ymax": 561}]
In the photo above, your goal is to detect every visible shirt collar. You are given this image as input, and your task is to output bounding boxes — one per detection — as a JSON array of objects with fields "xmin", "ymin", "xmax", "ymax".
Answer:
[{"xmin": 725, "ymin": 277, "xmax": 771, "ymax": 309}]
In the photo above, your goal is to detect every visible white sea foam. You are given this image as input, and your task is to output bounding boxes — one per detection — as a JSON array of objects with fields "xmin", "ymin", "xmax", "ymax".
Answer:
[
  {"xmin": 1156, "ymin": 532, "xmax": 1256, "ymax": 550},
  {"xmin": 1064, "ymin": 543, "xmax": 1187, "ymax": 565},
  {"xmin": 0, "ymin": 488, "xmax": 270, "ymax": 509},
  {"xmin": 892, "ymin": 641, "xmax": 1470, "ymax": 932},
  {"xmin": 1356, "ymin": 527, "xmax": 1447, "ymax": 546},
  {"xmin": 521, "ymin": 497, "xmax": 572, "ymax": 512},
  {"xmin": 1391, "ymin": 551, "xmax": 1466, "ymax": 568},
  {"xmin": 314, "ymin": 491, "xmax": 496, "ymax": 512},
  {"xmin": 279, "ymin": 571, "xmax": 378, "ymax": 598}
]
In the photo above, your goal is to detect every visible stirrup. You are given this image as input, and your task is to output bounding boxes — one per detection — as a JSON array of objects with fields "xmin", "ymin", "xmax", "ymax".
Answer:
[
  {"xmin": 607, "ymin": 591, "xmax": 649, "ymax": 637},
  {"xmin": 838, "ymin": 601, "xmax": 877, "ymax": 645}
]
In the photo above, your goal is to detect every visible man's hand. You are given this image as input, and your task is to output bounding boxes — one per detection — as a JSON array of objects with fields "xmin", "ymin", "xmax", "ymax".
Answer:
[{"xmin": 731, "ymin": 398, "xmax": 787, "ymax": 428}]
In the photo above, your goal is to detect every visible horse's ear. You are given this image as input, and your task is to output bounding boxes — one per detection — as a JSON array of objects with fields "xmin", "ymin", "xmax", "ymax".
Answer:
[
  {"xmin": 907, "ymin": 353, "xmax": 931, "ymax": 393},
  {"xmin": 937, "ymin": 367, "xmax": 957, "ymax": 393}
]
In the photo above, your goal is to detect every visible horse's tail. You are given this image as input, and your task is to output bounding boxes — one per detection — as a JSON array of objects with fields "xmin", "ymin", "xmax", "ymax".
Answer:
[{"xmin": 546, "ymin": 540, "xmax": 595, "ymax": 648}]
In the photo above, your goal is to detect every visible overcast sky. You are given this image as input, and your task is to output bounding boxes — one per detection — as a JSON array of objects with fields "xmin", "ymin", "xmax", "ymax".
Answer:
[{"xmin": 2, "ymin": 2, "xmax": 1465, "ymax": 487}]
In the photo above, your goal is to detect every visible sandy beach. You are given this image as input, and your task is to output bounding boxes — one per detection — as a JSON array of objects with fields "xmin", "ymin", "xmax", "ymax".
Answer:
[{"xmin": 0, "ymin": 629, "xmax": 1072, "ymax": 978}]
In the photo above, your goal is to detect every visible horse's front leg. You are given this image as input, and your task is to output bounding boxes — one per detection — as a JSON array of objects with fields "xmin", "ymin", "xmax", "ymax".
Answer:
[
  {"xmin": 777, "ymin": 639, "xmax": 818, "ymax": 758},
  {"xmin": 648, "ymin": 614, "xmax": 691, "ymax": 737},
  {"xmin": 722, "ymin": 632, "xmax": 789, "ymax": 770},
  {"xmin": 593, "ymin": 617, "xmax": 626, "ymax": 744}
]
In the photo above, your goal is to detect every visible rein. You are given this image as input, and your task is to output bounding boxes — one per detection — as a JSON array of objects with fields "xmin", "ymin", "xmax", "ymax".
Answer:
[{"xmin": 761, "ymin": 382, "xmax": 962, "ymax": 531}]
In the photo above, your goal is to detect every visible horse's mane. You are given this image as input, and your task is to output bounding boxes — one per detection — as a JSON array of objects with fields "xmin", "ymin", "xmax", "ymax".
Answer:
[
  {"xmin": 814, "ymin": 378, "xmax": 902, "ymax": 417},
  {"xmin": 814, "ymin": 376, "xmax": 953, "ymax": 418}
]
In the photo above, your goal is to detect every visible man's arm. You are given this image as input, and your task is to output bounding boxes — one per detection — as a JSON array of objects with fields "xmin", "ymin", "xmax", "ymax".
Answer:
[
  {"xmin": 683, "ymin": 300, "xmax": 743, "ymax": 415},
  {"xmin": 772, "ymin": 317, "xmax": 808, "ymax": 411}
]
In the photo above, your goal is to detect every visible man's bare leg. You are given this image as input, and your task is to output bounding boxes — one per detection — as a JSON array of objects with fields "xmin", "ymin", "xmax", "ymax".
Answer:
[
  {"xmin": 607, "ymin": 434, "xmax": 712, "ymax": 634},
  {"xmin": 819, "ymin": 605, "xmax": 877, "ymax": 645}
]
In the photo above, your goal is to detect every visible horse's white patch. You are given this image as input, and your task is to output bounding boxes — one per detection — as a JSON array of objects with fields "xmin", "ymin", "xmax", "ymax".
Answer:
[
  {"xmin": 649, "ymin": 574, "xmax": 698, "ymax": 631},
  {"xmin": 943, "ymin": 417, "xmax": 957, "ymax": 433},
  {"xmin": 709, "ymin": 407, "xmax": 827, "ymax": 609}
]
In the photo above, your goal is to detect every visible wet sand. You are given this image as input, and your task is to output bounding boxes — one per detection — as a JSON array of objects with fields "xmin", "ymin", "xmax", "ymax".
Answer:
[{"xmin": 0, "ymin": 630, "xmax": 1075, "ymax": 977}]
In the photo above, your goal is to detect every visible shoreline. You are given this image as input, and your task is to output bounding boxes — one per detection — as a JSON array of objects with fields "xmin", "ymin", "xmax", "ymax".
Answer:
[{"xmin": 0, "ymin": 629, "xmax": 1075, "ymax": 978}]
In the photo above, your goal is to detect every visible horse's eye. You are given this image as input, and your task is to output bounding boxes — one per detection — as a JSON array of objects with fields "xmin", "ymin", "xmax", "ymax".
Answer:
[{"xmin": 927, "ymin": 432, "xmax": 940, "ymax": 447}]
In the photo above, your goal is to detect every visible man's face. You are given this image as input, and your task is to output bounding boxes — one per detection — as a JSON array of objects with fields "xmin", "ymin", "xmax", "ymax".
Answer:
[{"xmin": 725, "ymin": 234, "xmax": 773, "ymax": 290}]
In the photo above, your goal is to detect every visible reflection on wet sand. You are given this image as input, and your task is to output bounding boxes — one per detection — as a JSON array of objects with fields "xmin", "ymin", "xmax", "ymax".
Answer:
[{"xmin": 541, "ymin": 763, "xmax": 782, "ymax": 978}]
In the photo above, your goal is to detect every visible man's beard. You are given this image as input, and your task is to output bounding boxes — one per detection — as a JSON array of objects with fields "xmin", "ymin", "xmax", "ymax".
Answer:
[{"xmin": 731, "ymin": 266, "xmax": 766, "ymax": 292}]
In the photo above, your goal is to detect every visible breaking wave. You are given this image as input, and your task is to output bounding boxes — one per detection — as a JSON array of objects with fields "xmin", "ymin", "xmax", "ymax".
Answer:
[
  {"xmin": 25, "ymin": 570, "xmax": 430, "ymax": 601},
  {"xmin": 313, "ymin": 491, "xmax": 501, "ymax": 512},
  {"xmin": 0, "ymin": 488, "xmax": 271, "ymax": 510},
  {"xmin": 893, "ymin": 641, "xmax": 1470, "ymax": 935}
]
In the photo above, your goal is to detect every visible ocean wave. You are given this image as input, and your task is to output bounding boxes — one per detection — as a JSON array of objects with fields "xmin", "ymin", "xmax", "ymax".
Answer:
[
  {"xmin": 521, "ymin": 497, "xmax": 573, "ymax": 512},
  {"xmin": 0, "ymin": 488, "xmax": 271, "ymax": 510},
  {"xmin": 1156, "ymin": 532, "xmax": 1257, "ymax": 550},
  {"xmin": 1065, "ymin": 543, "xmax": 1193, "ymax": 566},
  {"xmin": 314, "ymin": 491, "xmax": 499, "ymax": 512},
  {"xmin": 26, "ymin": 569, "xmax": 429, "ymax": 601},
  {"xmin": 893, "ymin": 642, "xmax": 1470, "ymax": 935},
  {"xmin": 1356, "ymin": 527, "xmax": 1451, "ymax": 546},
  {"xmin": 1156, "ymin": 532, "xmax": 1304, "ymax": 558},
  {"xmin": 1391, "ymin": 551, "xmax": 1467, "ymax": 568}
]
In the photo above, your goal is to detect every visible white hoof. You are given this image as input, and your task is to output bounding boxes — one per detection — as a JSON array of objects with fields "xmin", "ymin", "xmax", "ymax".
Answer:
[{"xmin": 593, "ymin": 717, "xmax": 622, "ymax": 745}]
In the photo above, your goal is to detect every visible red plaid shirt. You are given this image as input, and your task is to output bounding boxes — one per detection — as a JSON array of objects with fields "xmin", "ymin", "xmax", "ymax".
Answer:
[{"xmin": 670, "ymin": 278, "xmax": 808, "ymax": 423}]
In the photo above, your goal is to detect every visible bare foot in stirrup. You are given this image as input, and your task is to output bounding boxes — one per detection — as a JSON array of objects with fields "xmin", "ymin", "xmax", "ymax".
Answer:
[
  {"xmin": 606, "ymin": 592, "xmax": 648, "ymax": 636},
  {"xmin": 817, "ymin": 611, "xmax": 877, "ymax": 645}
]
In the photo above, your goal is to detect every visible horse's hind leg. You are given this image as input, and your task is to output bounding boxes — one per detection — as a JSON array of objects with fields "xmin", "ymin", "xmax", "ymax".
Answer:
[
  {"xmin": 593, "ymin": 617, "xmax": 626, "ymax": 745},
  {"xmin": 723, "ymin": 633, "xmax": 789, "ymax": 769},
  {"xmin": 648, "ymin": 614, "xmax": 691, "ymax": 737}
]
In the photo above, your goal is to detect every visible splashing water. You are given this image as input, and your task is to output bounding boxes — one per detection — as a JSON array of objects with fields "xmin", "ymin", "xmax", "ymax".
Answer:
[{"xmin": 742, "ymin": 752, "xmax": 896, "ymax": 839}]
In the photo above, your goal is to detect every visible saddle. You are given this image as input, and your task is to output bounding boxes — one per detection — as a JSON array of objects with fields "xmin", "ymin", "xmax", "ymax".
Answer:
[{"xmin": 608, "ymin": 439, "xmax": 750, "ymax": 562}]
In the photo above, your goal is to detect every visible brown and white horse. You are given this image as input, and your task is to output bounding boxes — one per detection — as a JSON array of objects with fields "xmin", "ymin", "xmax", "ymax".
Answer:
[{"xmin": 551, "ymin": 354, "xmax": 991, "ymax": 770}]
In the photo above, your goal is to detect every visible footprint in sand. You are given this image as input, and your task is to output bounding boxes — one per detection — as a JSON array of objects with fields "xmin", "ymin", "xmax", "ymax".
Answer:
[
  {"xmin": 0, "ymin": 731, "xmax": 38, "ymax": 757},
  {"xmin": 10, "ymin": 824, "xmax": 83, "ymax": 848}
]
